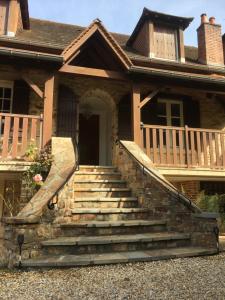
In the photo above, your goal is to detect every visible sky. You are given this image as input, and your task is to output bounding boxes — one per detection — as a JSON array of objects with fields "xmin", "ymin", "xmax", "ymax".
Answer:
[{"xmin": 29, "ymin": 0, "xmax": 225, "ymax": 46}]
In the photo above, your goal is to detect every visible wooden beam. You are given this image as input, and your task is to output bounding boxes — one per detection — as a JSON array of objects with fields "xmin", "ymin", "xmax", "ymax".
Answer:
[
  {"xmin": 132, "ymin": 84, "xmax": 141, "ymax": 146},
  {"xmin": 59, "ymin": 65, "xmax": 128, "ymax": 81},
  {"xmin": 22, "ymin": 74, "xmax": 44, "ymax": 99},
  {"xmin": 140, "ymin": 88, "xmax": 161, "ymax": 109},
  {"xmin": 43, "ymin": 75, "xmax": 54, "ymax": 146}
]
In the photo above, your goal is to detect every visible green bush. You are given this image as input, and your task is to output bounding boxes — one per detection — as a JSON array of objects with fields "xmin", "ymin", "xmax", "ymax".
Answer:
[{"xmin": 197, "ymin": 192, "xmax": 225, "ymax": 233}]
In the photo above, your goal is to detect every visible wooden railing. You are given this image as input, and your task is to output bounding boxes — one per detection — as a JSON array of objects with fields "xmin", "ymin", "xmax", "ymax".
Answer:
[
  {"xmin": 142, "ymin": 124, "xmax": 225, "ymax": 169},
  {"xmin": 0, "ymin": 113, "xmax": 43, "ymax": 159}
]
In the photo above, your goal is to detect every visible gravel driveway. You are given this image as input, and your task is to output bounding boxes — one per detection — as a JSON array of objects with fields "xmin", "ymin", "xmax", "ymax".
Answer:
[{"xmin": 0, "ymin": 252, "xmax": 224, "ymax": 300}]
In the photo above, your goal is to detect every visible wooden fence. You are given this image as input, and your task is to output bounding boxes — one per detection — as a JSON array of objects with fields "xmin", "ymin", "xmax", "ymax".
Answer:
[
  {"xmin": 142, "ymin": 124, "xmax": 225, "ymax": 169},
  {"xmin": 0, "ymin": 113, "xmax": 43, "ymax": 159}
]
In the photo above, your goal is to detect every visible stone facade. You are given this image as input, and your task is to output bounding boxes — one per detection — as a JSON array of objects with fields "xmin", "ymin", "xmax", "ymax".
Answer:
[{"xmin": 114, "ymin": 141, "xmax": 218, "ymax": 250}]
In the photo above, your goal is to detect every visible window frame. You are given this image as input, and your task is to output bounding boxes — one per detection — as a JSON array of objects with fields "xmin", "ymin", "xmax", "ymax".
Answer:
[
  {"xmin": 0, "ymin": 80, "xmax": 14, "ymax": 113},
  {"xmin": 157, "ymin": 99, "xmax": 184, "ymax": 127}
]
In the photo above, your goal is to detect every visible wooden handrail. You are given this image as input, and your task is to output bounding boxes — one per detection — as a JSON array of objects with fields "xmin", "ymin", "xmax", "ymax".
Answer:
[{"xmin": 142, "ymin": 124, "xmax": 225, "ymax": 169}]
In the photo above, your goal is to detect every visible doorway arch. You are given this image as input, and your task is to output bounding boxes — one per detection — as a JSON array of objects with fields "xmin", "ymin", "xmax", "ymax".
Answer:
[{"xmin": 79, "ymin": 89, "xmax": 116, "ymax": 165}]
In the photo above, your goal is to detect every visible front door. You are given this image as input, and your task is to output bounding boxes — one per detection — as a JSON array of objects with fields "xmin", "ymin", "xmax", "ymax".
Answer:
[{"xmin": 79, "ymin": 113, "xmax": 99, "ymax": 165}]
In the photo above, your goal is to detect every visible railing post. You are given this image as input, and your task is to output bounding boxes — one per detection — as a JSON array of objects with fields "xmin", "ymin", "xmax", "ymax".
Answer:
[{"xmin": 185, "ymin": 125, "xmax": 190, "ymax": 168}]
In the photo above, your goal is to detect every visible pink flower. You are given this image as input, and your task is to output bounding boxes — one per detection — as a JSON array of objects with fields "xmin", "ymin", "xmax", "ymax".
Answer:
[{"xmin": 33, "ymin": 174, "xmax": 43, "ymax": 183}]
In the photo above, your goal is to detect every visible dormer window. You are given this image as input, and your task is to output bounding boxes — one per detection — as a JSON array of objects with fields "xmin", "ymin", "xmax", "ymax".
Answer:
[
  {"xmin": 153, "ymin": 25, "xmax": 178, "ymax": 61},
  {"xmin": 0, "ymin": 0, "xmax": 9, "ymax": 35},
  {"xmin": 127, "ymin": 8, "xmax": 193, "ymax": 63}
]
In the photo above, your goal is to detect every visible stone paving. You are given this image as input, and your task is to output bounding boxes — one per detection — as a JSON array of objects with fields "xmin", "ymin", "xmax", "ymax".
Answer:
[{"xmin": 0, "ymin": 252, "xmax": 224, "ymax": 300}]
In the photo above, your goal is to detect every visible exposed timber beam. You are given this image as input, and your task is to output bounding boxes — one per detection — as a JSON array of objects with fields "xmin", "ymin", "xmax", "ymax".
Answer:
[
  {"xmin": 140, "ymin": 88, "xmax": 162, "ymax": 109},
  {"xmin": 132, "ymin": 84, "xmax": 141, "ymax": 146},
  {"xmin": 43, "ymin": 75, "xmax": 54, "ymax": 146},
  {"xmin": 59, "ymin": 65, "xmax": 128, "ymax": 81},
  {"xmin": 22, "ymin": 74, "xmax": 44, "ymax": 99}
]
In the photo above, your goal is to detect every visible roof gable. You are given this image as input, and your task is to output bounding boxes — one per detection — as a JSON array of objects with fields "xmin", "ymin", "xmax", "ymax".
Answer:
[{"xmin": 62, "ymin": 19, "xmax": 132, "ymax": 70}]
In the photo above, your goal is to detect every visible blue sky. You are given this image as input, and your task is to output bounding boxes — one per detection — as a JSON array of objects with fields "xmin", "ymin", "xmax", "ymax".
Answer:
[{"xmin": 29, "ymin": 0, "xmax": 225, "ymax": 46}]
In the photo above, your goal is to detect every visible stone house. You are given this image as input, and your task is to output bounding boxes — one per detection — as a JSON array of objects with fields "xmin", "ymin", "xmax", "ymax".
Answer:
[{"xmin": 0, "ymin": 1, "xmax": 224, "ymax": 267}]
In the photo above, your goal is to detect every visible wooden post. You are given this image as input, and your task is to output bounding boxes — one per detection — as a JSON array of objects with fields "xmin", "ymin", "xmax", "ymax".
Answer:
[
  {"xmin": 43, "ymin": 75, "xmax": 55, "ymax": 146},
  {"xmin": 132, "ymin": 84, "xmax": 141, "ymax": 146}
]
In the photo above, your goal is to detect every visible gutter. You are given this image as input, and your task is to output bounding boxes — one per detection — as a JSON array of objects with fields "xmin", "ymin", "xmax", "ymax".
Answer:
[
  {"xmin": 129, "ymin": 66, "xmax": 225, "ymax": 87},
  {"xmin": 0, "ymin": 48, "xmax": 63, "ymax": 63}
]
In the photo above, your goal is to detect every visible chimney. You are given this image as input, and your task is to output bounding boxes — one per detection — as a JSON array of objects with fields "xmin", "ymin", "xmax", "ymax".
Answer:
[
  {"xmin": 197, "ymin": 14, "xmax": 224, "ymax": 66},
  {"xmin": 0, "ymin": 0, "xmax": 30, "ymax": 37}
]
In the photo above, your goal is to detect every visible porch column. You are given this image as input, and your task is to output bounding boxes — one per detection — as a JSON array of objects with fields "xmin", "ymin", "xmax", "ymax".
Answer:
[
  {"xmin": 43, "ymin": 75, "xmax": 55, "ymax": 146},
  {"xmin": 132, "ymin": 84, "xmax": 141, "ymax": 146}
]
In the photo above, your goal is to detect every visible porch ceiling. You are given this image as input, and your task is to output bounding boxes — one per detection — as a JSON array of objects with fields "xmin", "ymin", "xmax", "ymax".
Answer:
[{"xmin": 159, "ymin": 167, "xmax": 225, "ymax": 182}]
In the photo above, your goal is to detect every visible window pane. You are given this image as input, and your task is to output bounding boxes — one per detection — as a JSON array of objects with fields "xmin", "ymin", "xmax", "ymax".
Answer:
[
  {"xmin": 0, "ymin": 88, "xmax": 3, "ymax": 98},
  {"xmin": 157, "ymin": 102, "xmax": 166, "ymax": 116},
  {"xmin": 158, "ymin": 116, "xmax": 167, "ymax": 126},
  {"xmin": 171, "ymin": 118, "xmax": 181, "ymax": 127},
  {"xmin": 4, "ymin": 88, "xmax": 12, "ymax": 99},
  {"xmin": 3, "ymin": 100, "xmax": 10, "ymax": 112},
  {"xmin": 171, "ymin": 103, "xmax": 181, "ymax": 117}
]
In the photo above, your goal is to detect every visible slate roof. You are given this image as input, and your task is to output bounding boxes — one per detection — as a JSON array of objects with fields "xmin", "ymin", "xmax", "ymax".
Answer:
[{"xmin": 0, "ymin": 18, "xmax": 199, "ymax": 64}]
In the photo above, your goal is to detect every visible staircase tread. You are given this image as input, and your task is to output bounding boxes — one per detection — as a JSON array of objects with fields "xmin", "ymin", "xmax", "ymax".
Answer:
[
  {"xmin": 74, "ymin": 180, "xmax": 126, "ymax": 183},
  {"xmin": 41, "ymin": 232, "xmax": 190, "ymax": 246},
  {"xmin": 74, "ymin": 197, "xmax": 138, "ymax": 202},
  {"xmin": 60, "ymin": 220, "xmax": 167, "ymax": 228},
  {"xmin": 71, "ymin": 208, "xmax": 149, "ymax": 214},
  {"xmin": 75, "ymin": 172, "xmax": 121, "ymax": 175},
  {"xmin": 79, "ymin": 166, "xmax": 116, "ymax": 169},
  {"xmin": 22, "ymin": 247, "xmax": 217, "ymax": 267},
  {"xmin": 74, "ymin": 188, "xmax": 130, "ymax": 191}
]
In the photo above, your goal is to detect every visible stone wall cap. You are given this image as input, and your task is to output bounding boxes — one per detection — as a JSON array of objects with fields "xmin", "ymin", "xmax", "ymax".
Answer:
[
  {"xmin": 2, "ymin": 216, "xmax": 40, "ymax": 225},
  {"xmin": 193, "ymin": 212, "xmax": 219, "ymax": 219}
]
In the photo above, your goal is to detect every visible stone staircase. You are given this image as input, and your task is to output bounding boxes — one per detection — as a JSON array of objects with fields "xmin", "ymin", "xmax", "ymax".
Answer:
[{"xmin": 22, "ymin": 166, "xmax": 215, "ymax": 267}]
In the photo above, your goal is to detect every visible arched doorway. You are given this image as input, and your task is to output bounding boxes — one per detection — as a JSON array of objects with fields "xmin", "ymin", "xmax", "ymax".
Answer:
[{"xmin": 79, "ymin": 89, "xmax": 115, "ymax": 166}]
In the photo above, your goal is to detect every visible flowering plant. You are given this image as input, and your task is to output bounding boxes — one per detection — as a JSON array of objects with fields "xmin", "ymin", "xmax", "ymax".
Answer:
[{"xmin": 23, "ymin": 143, "xmax": 53, "ymax": 197}]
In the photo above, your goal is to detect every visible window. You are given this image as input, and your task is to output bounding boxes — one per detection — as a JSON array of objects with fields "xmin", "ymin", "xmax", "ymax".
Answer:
[
  {"xmin": 0, "ymin": 81, "xmax": 13, "ymax": 113},
  {"xmin": 157, "ymin": 99, "xmax": 183, "ymax": 127},
  {"xmin": 200, "ymin": 182, "xmax": 225, "ymax": 196},
  {"xmin": 153, "ymin": 25, "xmax": 178, "ymax": 61}
]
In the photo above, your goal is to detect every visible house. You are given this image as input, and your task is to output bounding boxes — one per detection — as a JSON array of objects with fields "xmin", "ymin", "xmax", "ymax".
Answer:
[{"xmin": 0, "ymin": 0, "xmax": 224, "ymax": 268}]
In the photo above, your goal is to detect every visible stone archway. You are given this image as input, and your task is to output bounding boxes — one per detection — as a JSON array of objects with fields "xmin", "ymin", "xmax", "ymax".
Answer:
[{"xmin": 79, "ymin": 89, "xmax": 116, "ymax": 165}]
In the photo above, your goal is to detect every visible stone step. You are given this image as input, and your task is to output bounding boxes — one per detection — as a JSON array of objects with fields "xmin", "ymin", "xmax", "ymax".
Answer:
[
  {"xmin": 74, "ymin": 172, "xmax": 121, "ymax": 180},
  {"xmin": 74, "ymin": 188, "xmax": 131, "ymax": 197},
  {"xmin": 57, "ymin": 220, "xmax": 167, "ymax": 236},
  {"xmin": 41, "ymin": 232, "xmax": 190, "ymax": 255},
  {"xmin": 79, "ymin": 166, "xmax": 117, "ymax": 172},
  {"xmin": 72, "ymin": 197, "xmax": 138, "ymax": 209},
  {"xmin": 74, "ymin": 180, "xmax": 127, "ymax": 188},
  {"xmin": 71, "ymin": 207, "xmax": 150, "ymax": 221},
  {"xmin": 22, "ymin": 247, "xmax": 217, "ymax": 268}
]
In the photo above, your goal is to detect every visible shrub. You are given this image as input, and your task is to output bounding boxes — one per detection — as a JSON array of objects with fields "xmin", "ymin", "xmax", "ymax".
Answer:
[{"xmin": 197, "ymin": 192, "xmax": 225, "ymax": 233}]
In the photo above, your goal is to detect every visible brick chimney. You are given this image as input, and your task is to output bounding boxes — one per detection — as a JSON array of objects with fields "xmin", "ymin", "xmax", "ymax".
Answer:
[
  {"xmin": 0, "ymin": 0, "xmax": 30, "ymax": 37},
  {"xmin": 197, "ymin": 14, "xmax": 224, "ymax": 66}
]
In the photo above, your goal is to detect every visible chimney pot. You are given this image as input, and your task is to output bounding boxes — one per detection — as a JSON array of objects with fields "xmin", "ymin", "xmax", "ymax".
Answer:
[
  {"xmin": 201, "ymin": 13, "xmax": 208, "ymax": 24},
  {"xmin": 209, "ymin": 17, "xmax": 216, "ymax": 25}
]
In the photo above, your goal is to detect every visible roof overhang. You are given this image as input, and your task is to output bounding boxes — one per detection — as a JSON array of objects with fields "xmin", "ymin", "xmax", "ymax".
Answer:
[
  {"xmin": 129, "ymin": 65, "xmax": 225, "ymax": 92},
  {"xmin": 127, "ymin": 8, "xmax": 193, "ymax": 46}
]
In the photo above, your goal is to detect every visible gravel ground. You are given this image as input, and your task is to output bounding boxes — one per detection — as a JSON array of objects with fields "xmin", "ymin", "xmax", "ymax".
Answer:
[{"xmin": 0, "ymin": 252, "xmax": 224, "ymax": 300}]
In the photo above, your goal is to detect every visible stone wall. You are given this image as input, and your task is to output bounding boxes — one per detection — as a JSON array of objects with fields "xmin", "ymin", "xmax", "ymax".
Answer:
[{"xmin": 114, "ymin": 141, "xmax": 218, "ymax": 250}]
